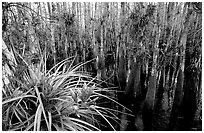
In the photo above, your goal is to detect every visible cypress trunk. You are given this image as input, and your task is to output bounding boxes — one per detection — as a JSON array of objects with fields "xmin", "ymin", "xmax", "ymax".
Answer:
[
  {"xmin": 117, "ymin": 48, "xmax": 127, "ymax": 113},
  {"xmin": 124, "ymin": 61, "xmax": 139, "ymax": 107},
  {"xmin": 182, "ymin": 70, "xmax": 197, "ymax": 130},
  {"xmin": 133, "ymin": 61, "xmax": 141, "ymax": 99},
  {"xmin": 118, "ymin": 49, "xmax": 126, "ymax": 91},
  {"xmin": 169, "ymin": 68, "xmax": 184, "ymax": 130},
  {"xmin": 120, "ymin": 59, "xmax": 141, "ymax": 131},
  {"xmin": 152, "ymin": 67, "xmax": 167, "ymax": 130},
  {"xmin": 142, "ymin": 75, "xmax": 157, "ymax": 130}
]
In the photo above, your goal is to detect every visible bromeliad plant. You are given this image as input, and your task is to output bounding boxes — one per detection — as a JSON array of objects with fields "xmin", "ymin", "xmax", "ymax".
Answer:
[{"xmin": 2, "ymin": 54, "xmax": 127, "ymax": 131}]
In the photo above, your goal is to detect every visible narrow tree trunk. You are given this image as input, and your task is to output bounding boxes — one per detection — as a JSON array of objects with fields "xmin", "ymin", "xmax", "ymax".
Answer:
[
  {"xmin": 49, "ymin": 3, "xmax": 57, "ymax": 72},
  {"xmin": 100, "ymin": 3, "xmax": 106, "ymax": 80}
]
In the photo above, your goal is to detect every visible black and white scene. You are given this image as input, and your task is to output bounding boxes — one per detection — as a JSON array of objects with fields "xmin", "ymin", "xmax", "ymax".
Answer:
[{"xmin": 2, "ymin": 2, "xmax": 202, "ymax": 131}]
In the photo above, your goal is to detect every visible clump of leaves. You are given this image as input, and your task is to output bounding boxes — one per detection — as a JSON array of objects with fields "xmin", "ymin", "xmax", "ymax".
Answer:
[{"xmin": 2, "ymin": 55, "xmax": 128, "ymax": 131}]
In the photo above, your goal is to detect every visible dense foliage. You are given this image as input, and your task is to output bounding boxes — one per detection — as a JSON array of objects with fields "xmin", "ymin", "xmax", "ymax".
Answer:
[{"xmin": 2, "ymin": 2, "xmax": 202, "ymax": 131}]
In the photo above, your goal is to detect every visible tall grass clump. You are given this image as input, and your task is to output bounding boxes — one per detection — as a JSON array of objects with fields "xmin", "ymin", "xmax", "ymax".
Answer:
[{"xmin": 2, "ymin": 54, "xmax": 126, "ymax": 131}]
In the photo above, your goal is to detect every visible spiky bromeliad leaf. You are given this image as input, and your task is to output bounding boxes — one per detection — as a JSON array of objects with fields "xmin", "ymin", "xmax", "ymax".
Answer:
[{"xmin": 3, "ymin": 55, "xmax": 131, "ymax": 131}]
